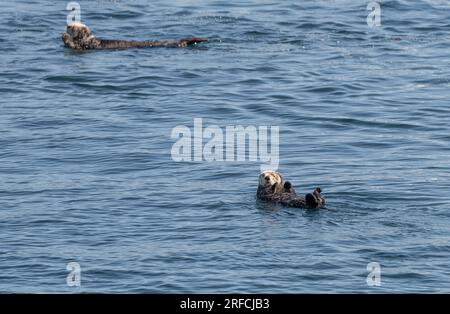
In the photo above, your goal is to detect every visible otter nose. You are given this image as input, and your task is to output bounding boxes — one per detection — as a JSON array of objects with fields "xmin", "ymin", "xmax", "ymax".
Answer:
[{"xmin": 265, "ymin": 177, "xmax": 270, "ymax": 181}]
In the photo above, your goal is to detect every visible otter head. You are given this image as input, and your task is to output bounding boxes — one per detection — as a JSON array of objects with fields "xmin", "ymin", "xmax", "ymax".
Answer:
[
  {"xmin": 63, "ymin": 22, "xmax": 99, "ymax": 50},
  {"xmin": 67, "ymin": 22, "xmax": 92, "ymax": 40},
  {"xmin": 259, "ymin": 170, "xmax": 284, "ymax": 193}
]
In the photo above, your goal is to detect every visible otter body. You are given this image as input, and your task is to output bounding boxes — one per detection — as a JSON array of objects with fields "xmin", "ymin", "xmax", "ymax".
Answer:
[
  {"xmin": 256, "ymin": 170, "xmax": 325, "ymax": 209},
  {"xmin": 63, "ymin": 23, "xmax": 208, "ymax": 50}
]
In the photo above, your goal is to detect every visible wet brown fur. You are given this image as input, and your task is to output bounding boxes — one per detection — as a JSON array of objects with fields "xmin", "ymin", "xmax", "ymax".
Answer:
[
  {"xmin": 63, "ymin": 23, "xmax": 208, "ymax": 50},
  {"xmin": 256, "ymin": 171, "xmax": 325, "ymax": 209}
]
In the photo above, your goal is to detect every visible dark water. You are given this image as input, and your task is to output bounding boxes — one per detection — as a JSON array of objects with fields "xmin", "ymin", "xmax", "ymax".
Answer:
[{"xmin": 1, "ymin": 0, "xmax": 450, "ymax": 293}]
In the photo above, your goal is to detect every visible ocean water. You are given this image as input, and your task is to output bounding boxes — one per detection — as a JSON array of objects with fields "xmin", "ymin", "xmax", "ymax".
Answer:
[{"xmin": 1, "ymin": 0, "xmax": 450, "ymax": 293}]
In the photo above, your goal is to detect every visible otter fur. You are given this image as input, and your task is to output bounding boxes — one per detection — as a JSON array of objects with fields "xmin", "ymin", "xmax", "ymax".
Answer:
[
  {"xmin": 62, "ymin": 22, "xmax": 208, "ymax": 50},
  {"xmin": 256, "ymin": 170, "xmax": 325, "ymax": 209}
]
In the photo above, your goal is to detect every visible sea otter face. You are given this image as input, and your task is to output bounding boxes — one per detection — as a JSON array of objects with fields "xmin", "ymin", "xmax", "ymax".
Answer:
[
  {"xmin": 259, "ymin": 170, "xmax": 283, "ymax": 189},
  {"xmin": 63, "ymin": 22, "xmax": 99, "ymax": 50},
  {"xmin": 66, "ymin": 22, "xmax": 92, "ymax": 42}
]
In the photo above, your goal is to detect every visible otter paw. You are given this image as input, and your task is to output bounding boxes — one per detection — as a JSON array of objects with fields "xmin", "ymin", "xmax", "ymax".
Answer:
[{"xmin": 62, "ymin": 33, "xmax": 76, "ymax": 49}]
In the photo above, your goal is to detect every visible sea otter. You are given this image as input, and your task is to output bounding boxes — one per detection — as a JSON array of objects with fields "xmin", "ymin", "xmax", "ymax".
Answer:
[
  {"xmin": 62, "ymin": 22, "xmax": 208, "ymax": 50},
  {"xmin": 256, "ymin": 170, "xmax": 325, "ymax": 209}
]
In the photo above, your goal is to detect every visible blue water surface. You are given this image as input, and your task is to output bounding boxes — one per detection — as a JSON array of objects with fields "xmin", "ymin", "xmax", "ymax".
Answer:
[{"xmin": 1, "ymin": 0, "xmax": 450, "ymax": 292}]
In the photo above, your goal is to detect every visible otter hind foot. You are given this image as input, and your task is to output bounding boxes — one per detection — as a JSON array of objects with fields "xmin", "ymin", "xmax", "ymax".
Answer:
[
  {"xmin": 305, "ymin": 193, "xmax": 319, "ymax": 208},
  {"xmin": 305, "ymin": 187, "xmax": 325, "ymax": 209}
]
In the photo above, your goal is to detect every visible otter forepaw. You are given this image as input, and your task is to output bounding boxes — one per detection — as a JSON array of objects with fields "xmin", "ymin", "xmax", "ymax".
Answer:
[{"xmin": 62, "ymin": 33, "xmax": 76, "ymax": 49}]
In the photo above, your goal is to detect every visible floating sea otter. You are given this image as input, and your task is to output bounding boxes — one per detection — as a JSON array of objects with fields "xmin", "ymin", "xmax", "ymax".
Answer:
[
  {"xmin": 256, "ymin": 170, "xmax": 325, "ymax": 209},
  {"xmin": 62, "ymin": 22, "xmax": 208, "ymax": 50}
]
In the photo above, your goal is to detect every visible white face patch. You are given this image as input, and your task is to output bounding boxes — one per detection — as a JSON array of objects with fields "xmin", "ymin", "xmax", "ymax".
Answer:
[
  {"xmin": 259, "ymin": 170, "xmax": 282, "ymax": 188},
  {"xmin": 71, "ymin": 22, "xmax": 88, "ymax": 30}
]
